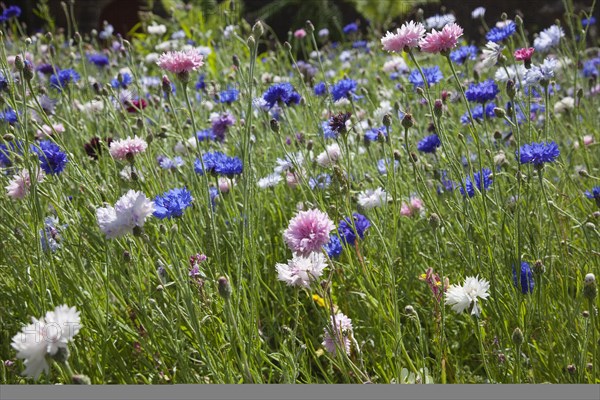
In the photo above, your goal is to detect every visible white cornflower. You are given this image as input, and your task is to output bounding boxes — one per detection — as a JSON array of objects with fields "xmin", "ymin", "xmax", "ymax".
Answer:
[
  {"xmin": 316, "ymin": 143, "xmax": 342, "ymax": 167},
  {"xmin": 494, "ymin": 64, "xmax": 527, "ymax": 83},
  {"xmin": 533, "ymin": 25, "xmax": 564, "ymax": 52},
  {"xmin": 471, "ymin": 7, "xmax": 486, "ymax": 19},
  {"xmin": 276, "ymin": 252, "xmax": 327, "ymax": 288},
  {"xmin": 96, "ymin": 190, "xmax": 155, "ymax": 239},
  {"xmin": 445, "ymin": 275, "xmax": 490, "ymax": 317},
  {"xmin": 357, "ymin": 188, "xmax": 389, "ymax": 209},
  {"xmin": 257, "ymin": 173, "xmax": 282, "ymax": 189},
  {"xmin": 554, "ymin": 96, "xmax": 574, "ymax": 114},
  {"xmin": 147, "ymin": 23, "xmax": 167, "ymax": 35},
  {"xmin": 481, "ymin": 41, "xmax": 503, "ymax": 69},
  {"xmin": 382, "ymin": 57, "xmax": 408, "ymax": 73},
  {"xmin": 11, "ymin": 305, "xmax": 81, "ymax": 380},
  {"xmin": 274, "ymin": 152, "xmax": 304, "ymax": 174},
  {"xmin": 425, "ymin": 14, "xmax": 456, "ymax": 30}
]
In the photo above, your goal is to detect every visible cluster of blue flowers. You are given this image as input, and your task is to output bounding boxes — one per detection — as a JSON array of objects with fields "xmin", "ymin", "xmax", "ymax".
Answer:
[
  {"xmin": 408, "ymin": 66, "xmax": 443, "ymax": 89},
  {"xmin": 417, "ymin": 134, "xmax": 441, "ymax": 153},
  {"xmin": 461, "ymin": 103, "xmax": 497, "ymax": 125},
  {"xmin": 194, "ymin": 151, "xmax": 243, "ymax": 177},
  {"xmin": 33, "ymin": 141, "xmax": 68, "ymax": 175},
  {"xmin": 331, "ymin": 78, "xmax": 358, "ymax": 102},
  {"xmin": 486, "ymin": 21, "xmax": 517, "ymax": 42},
  {"xmin": 323, "ymin": 235, "xmax": 343, "ymax": 259},
  {"xmin": 262, "ymin": 83, "xmax": 301, "ymax": 108},
  {"xmin": 111, "ymin": 72, "xmax": 133, "ymax": 89},
  {"xmin": 0, "ymin": 5, "xmax": 20, "ymax": 22},
  {"xmin": 153, "ymin": 188, "xmax": 193, "ymax": 219},
  {"xmin": 449, "ymin": 45, "xmax": 478, "ymax": 65},
  {"xmin": 0, "ymin": 107, "xmax": 18, "ymax": 124},
  {"xmin": 88, "ymin": 53, "xmax": 109, "ymax": 67},
  {"xmin": 338, "ymin": 213, "xmax": 370, "ymax": 246},
  {"xmin": 218, "ymin": 88, "xmax": 239, "ymax": 104},
  {"xmin": 465, "ymin": 80, "xmax": 500, "ymax": 104},
  {"xmin": 364, "ymin": 126, "xmax": 387, "ymax": 143},
  {"xmin": 517, "ymin": 141, "xmax": 560, "ymax": 167},
  {"xmin": 460, "ymin": 168, "xmax": 493, "ymax": 198},
  {"xmin": 49, "ymin": 69, "xmax": 80, "ymax": 91}
]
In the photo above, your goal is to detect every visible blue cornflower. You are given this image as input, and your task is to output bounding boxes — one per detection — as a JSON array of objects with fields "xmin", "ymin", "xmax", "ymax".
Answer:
[
  {"xmin": 209, "ymin": 186, "xmax": 219, "ymax": 208},
  {"xmin": 314, "ymin": 81, "xmax": 327, "ymax": 96},
  {"xmin": 197, "ymin": 129, "xmax": 216, "ymax": 142},
  {"xmin": 262, "ymin": 83, "xmax": 301, "ymax": 108},
  {"xmin": 0, "ymin": 141, "xmax": 22, "ymax": 167},
  {"xmin": 460, "ymin": 168, "xmax": 493, "ymax": 198},
  {"xmin": 49, "ymin": 69, "xmax": 80, "ymax": 91},
  {"xmin": 582, "ymin": 17, "xmax": 596, "ymax": 27},
  {"xmin": 309, "ymin": 173, "xmax": 332, "ymax": 190},
  {"xmin": 338, "ymin": 213, "xmax": 370, "ymax": 246},
  {"xmin": 158, "ymin": 156, "xmax": 184, "ymax": 170},
  {"xmin": 377, "ymin": 158, "xmax": 399, "ymax": 175},
  {"xmin": 343, "ymin": 23, "xmax": 358, "ymax": 34},
  {"xmin": 110, "ymin": 72, "xmax": 133, "ymax": 89},
  {"xmin": 449, "ymin": 45, "xmax": 478, "ymax": 64},
  {"xmin": 153, "ymin": 187, "xmax": 193, "ymax": 219},
  {"xmin": 352, "ymin": 40, "xmax": 368, "ymax": 49},
  {"xmin": 439, "ymin": 170, "xmax": 457, "ymax": 193},
  {"xmin": 0, "ymin": 107, "xmax": 18, "ymax": 124},
  {"xmin": 323, "ymin": 235, "xmax": 343, "ymax": 259},
  {"xmin": 486, "ymin": 21, "xmax": 516, "ymax": 42},
  {"xmin": 218, "ymin": 87, "xmax": 239, "ymax": 104},
  {"xmin": 88, "ymin": 53, "xmax": 109, "ymax": 67},
  {"xmin": 2, "ymin": 5, "xmax": 21, "ymax": 20},
  {"xmin": 408, "ymin": 66, "xmax": 443, "ymax": 89},
  {"xmin": 417, "ymin": 134, "xmax": 441, "ymax": 153},
  {"xmin": 582, "ymin": 59, "xmax": 599, "ymax": 78},
  {"xmin": 194, "ymin": 152, "xmax": 243, "ymax": 177},
  {"xmin": 331, "ymin": 78, "xmax": 358, "ymax": 102},
  {"xmin": 322, "ymin": 121, "xmax": 337, "ymax": 140},
  {"xmin": 465, "ymin": 79, "xmax": 500, "ymax": 103},
  {"xmin": 195, "ymin": 74, "xmax": 206, "ymax": 90},
  {"xmin": 513, "ymin": 261, "xmax": 534, "ymax": 294},
  {"xmin": 517, "ymin": 141, "xmax": 560, "ymax": 167},
  {"xmin": 33, "ymin": 141, "xmax": 68, "ymax": 175},
  {"xmin": 364, "ymin": 126, "xmax": 387, "ymax": 143},
  {"xmin": 585, "ymin": 187, "xmax": 600, "ymax": 207},
  {"xmin": 36, "ymin": 63, "xmax": 54, "ymax": 75},
  {"xmin": 0, "ymin": 72, "xmax": 8, "ymax": 92},
  {"xmin": 461, "ymin": 102, "xmax": 497, "ymax": 124}
]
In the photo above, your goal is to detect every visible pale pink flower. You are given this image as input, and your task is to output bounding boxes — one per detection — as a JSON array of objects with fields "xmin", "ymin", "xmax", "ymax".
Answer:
[
  {"xmin": 109, "ymin": 136, "xmax": 148, "ymax": 161},
  {"xmin": 419, "ymin": 23, "xmax": 463, "ymax": 54},
  {"xmin": 96, "ymin": 190, "xmax": 155, "ymax": 239},
  {"xmin": 286, "ymin": 171, "xmax": 300, "ymax": 188},
  {"xmin": 294, "ymin": 29, "xmax": 307, "ymax": 39},
  {"xmin": 218, "ymin": 177, "xmax": 233, "ymax": 193},
  {"xmin": 583, "ymin": 135, "xmax": 594, "ymax": 146},
  {"xmin": 381, "ymin": 21, "xmax": 425, "ymax": 52},
  {"xmin": 5, "ymin": 168, "xmax": 45, "ymax": 200},
  {"xmin": 400, "ymin": 196, "xmax": 424, "ymax": 217},
  {"xmin": 157, "ymin": 48, "xmax": 204, "ymax": 74},
  {"xmin": 35, "ymin": 123, "xmax": 65, "ymax": 139},
  {"xmin": 283, "ymin": 208, "xmax": 335, "ymax": 256},
  {"xmin": 316, "ymin": 143, "xmax": 342, "ymax": 167},
  {"xmin": 322, "ymin": 312, "xmax": 353, "ymax": 357}
]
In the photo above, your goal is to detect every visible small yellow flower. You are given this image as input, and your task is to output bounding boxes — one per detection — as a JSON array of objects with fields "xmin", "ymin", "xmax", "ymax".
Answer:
[{"xmin": 312, "ymin": 294, "xmax": 326, "ymax": 308}]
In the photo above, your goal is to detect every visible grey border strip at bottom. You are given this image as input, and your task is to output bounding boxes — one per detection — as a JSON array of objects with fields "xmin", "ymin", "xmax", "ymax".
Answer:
[{"xmin": 1, "ymin": 384, "xmax": 599, "ymax": 400}]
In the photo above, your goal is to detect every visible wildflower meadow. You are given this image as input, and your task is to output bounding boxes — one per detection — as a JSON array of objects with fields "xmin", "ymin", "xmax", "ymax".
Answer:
[{"xmin": 1, "ymin": 0, "xmax": 599, "ymax": 385}]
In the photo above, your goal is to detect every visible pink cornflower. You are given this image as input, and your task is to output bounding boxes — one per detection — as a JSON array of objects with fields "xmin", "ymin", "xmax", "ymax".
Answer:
[
  {"xmin": 322, "ymin": 312, "xmax": 353, "ymax": 357},
  {"xmin": 283, "ymin": 208, "xmax": 335, "ymax": 256},
  {"xmin": 109, "ymin": 136, "xmax": 148, "ymax": 161},
  {"xmin": 400, "ymin": 196, "xmax": 424, "ymax": 217},
  {"xmin": 381, "ymin": 21, "xmax": 425, "ymax": 52},
  {"xmin": 294, "ymin": 29, "xmax": 307, "ymax": 39},
  {"xmin": 514, "ymin": 47, "xmax": 534, "ymax": 62},
  {"xmin": 582, "ymin": 135, "xmax": 594, "ymax": 146},
  {"xmin": 419, "ymin": 23, "xmax": 463, "ymax": 54},
  {"xmin": 35, "ymin": 123, "xmax": 65, "ymax": 139},
  {"xmin": 157, "ymin": 48, "xmax": 204, "ymax": 81},
  {"xmin": 5, "ymin": 168, "xmax": 45, "ymax": 200}
]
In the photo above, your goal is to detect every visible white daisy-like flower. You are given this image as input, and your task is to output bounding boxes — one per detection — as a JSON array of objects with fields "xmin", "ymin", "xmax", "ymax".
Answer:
[
  {"xmin": 11, "ymin": 305, "xmax": 81, "ymax": 380},
  {"xmin": 96, "ymin": 190, "xmax": 154, "ymax": 239},
  {"xmin": 316, "ymin": 143, "xmax": 342, "ymax": 167},
  {"xmin": 147, "ymin": 23, "xmax": 167, "ymax": 35},
  {"xmin": 554, "ymin": 96, "xmax": 575, "ymax": 114},
  {"xmin": 494, "ymin": 64, "xmax": 527, "ymax": 83},
  {"xmin": 445, "ymin": 275, "xmax": 490, "ymax": 317},
  {"xmin": 357, "ymin": 188, "xmax": 390, "ymax": 209},
  {"xmin": 471, "ymin": 7, "xmax": 486, "ymax": 19},
  {"xmin": 481, "ymin": 41, "xmax": 503, "ymax": 69},
  {"xmin": 276, "ymin": 252, "xmax": 328, "ymax": 288},
  {"xmin": 257, "ymin": 173, "xmax": 282, "ymax": 189}
]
